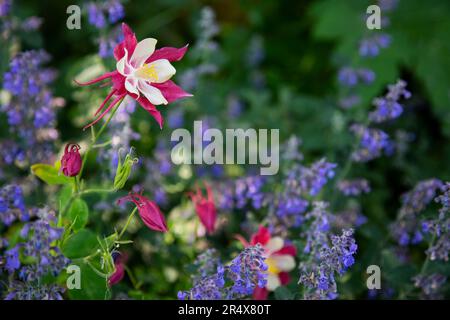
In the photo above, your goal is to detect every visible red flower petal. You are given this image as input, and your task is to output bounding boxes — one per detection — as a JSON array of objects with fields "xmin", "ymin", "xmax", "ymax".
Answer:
[
  {"xmin": 278, "ymin": 272, "xmax": 291, "ymax": 286},
  {"xmin": 146, "ymin": 45, "xmax": 189, "ymax": 63},
  {"xmin": 253, "ymin": 286, "xmax": 269, "ymax": 300},
  {"xmin": 135, "ymin": 96, "xmax": 164, "ymax": 129},
  {"xmin": 250, "ymin": 226, "xmax": 271, "ymax": 246},
  {"xmin": 273, "ymin": 244, "xmax": 297, "ymax": 257},
  {"xmin": 114, "ymin": 23, "xmax": 138, "ymax": 61},
  {"xmin": 152, "ymin": 80, "xmax": 192, "ymax": 104},
  {"xmin": 74, "ymin": 71, "xmax": 115, "ymax": 86},
  {"xmin": 83, "ymin": 93, "xmax": 125, "ymax": 130},
  {"xmin": 108, "ymin": 262, "xmax": 125, "ymax": 286}
]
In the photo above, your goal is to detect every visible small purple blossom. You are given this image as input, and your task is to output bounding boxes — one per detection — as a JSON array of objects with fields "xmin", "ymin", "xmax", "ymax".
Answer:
[
  {"xmin": 391, "ymin": 179, "xmax": 443, "ymax": 246},
  {"xmin": 350, "ymin": 124, "xmax": 392, "ymax": 162},
  {"xmin": 359, "ymin": 34, "xmax": 391, "ymax": 57},
  {"xmin": 178, "ymin": 245, "xmax": 267, "ymax": 300},
  {"xmin": 299, "ymin": 227, "xmax": 357, "ymax": 300},
  {"xmin": 338, "ymin": 67, "xmax": 375, "ymax": 87},
  {"xmin": 413, "ymin": 273, "xmax": 447, "ymax": 299},
  {"xmin": 1, "ymin": 50, "xmax": 60, "ymax": 167},
  {"xmin": 421, "ymin": 182, "xmax": 450, "ymax": 261},
  {"xmin": 297, "ymin": 159, "xmax": 337, "ymax": 196},
  {"xmin": 369, "ymin": 80, "xmax": 411, "ymax": 123},
  {"xmin": 0, "ymin": 184, "xmax": 28, "ymax": 226},
  {"xmin": 338, "ymin": 179, "xmax": 371, "ymax": 196}
]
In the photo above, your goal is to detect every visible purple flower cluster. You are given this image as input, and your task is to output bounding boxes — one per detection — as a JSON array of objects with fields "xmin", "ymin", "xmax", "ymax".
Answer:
[
  {"xmin": 334, "ymin": 206, "xmax": 368, "ymax": 230},
  {"xmin": 2, "ymin": 207, "xmax": 69, "ymax": 300},
  {"xmin": 87, "ymin": 0, "xmax": 124, "ymax": 28},
  {"xmin": 422, "ymin": 182, "xmax": 450, "ymax": 261},
  {"xmin": 179, "ymin": 7, "xmax": 220, "ymax": 91},
  {"xmin": 350, "ymin": 124, "xmax": 392, "ymax": 162},
  {"xmin": 413, "ymin": 273, "xmax": 447, "ymax": 299},
  {"xmin": 400, "ymin": 179, "xmax": 443, "ymax": 217},
  {"xmin": 299, "ymin": 228, "xmax": 357, "ymax": 300},
  {"xmin": 337, "ymin": 179, "xmax": 371, "ymax": 196},
  {"xmin": 0, "ymin": 0, "xmax": 11, "ymax": 16},
  {"xmin": 98, "ymin": 26, "xmax": 124, "ymax": 58},
  {"xmin": 297, "ymin": 159, "xmax": 337, "ymax": 196},
  {"xmin": 1, "ymin": 50, "xmax": 60, "ymax": 167},
  {"xmin": 5, "ymin": 282, "xmax": 64, "ymax": 300},
  {"xmin": 359, "ymin": 34, "xmax": 391, "ymax": 57},
  {"xmin": 0, "ymin": 184, "xmax": 28, "ymax": 225},
  {"xmin": 233, "ymin": 175, "xmax": 266, "ymax": 210},
  {"xmin": 178, "ymin": 245, "xmax": 267, "ymax": 300},
  {"xmin": 302, "ymin": 202, "xmax": 333, "ymax": 254},
  {"xmin": 391, "ymin": 179, "xmax": 443, "ymax": 246},
  {"xmin": 369, "ymin": 80, "xmax": 411, "ymax": 123},
  {"xmin": 338, "ymin": 67, "xmax": 375, "ymax": 87},
  {"xmin": 86, "ymin": 1, "xmax": 125, "ymax": 57}
]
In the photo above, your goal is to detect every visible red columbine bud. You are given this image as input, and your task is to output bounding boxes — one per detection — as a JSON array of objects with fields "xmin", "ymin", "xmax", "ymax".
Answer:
[
  {"xmin": 117, "ymin": 192, "xmax": 168, "ymax": 232},
  {"xmin": 61, "ymin": 143, "xmax": 81, "ymax": 177},
  {"xmin": 108, "ymin": 253, "xmax": 125, "ymax": 286},
  {"xmin": 188, "ymin": 182, "xmax": 217, "ymax": 234}
]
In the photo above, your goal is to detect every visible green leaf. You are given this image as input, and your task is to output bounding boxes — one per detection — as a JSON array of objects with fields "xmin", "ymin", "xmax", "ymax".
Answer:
[
  {"xmin": 66, "ymin": 199, "xmax": 89, "ymax": 231},
  {"xmin": 68, "ymin": 262, "xmax": 109, "ymax": 300},
  {"xmin": 274, "ymin": 286, "xmax": 294, "ymax": 300},
  {"xmin": 31, "ymin": 163, "xmax": 72, "ymax": 185},
  {"xmin": 62, "ymin": 229, "xmax": 98, "ymax": 259},
  {"xmin": 58, "ymin": 185, "xmax": 73, "ymax": 211}
]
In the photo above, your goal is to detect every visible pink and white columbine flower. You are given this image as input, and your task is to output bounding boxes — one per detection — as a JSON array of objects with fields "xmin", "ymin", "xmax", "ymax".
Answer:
[
  {"xmin": 236, "ymin": 226, "xmax": 297, "ymax": 300},
  {"xmin": 76, "ymin": 23, "xmax": 192, "ymax": 130}
]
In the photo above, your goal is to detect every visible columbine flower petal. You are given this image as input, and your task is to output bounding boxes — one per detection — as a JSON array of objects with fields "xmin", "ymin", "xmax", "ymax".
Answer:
[
  {"xmin": 270, "ymin": 254, "xmax": 296, "ymax": 272},
  {"xmin": 146, "ymin": 59, "xmax": 176, "ymax": 83},
  {"xmin": 138, "ymin": 81, "xmax": 168, "ymax": 105},
  {"xmin": 266, "ymin": 274, "xmax": 281, "ymax": 291},
  {"xmin": 130, "ymin": 38, "xmax": 157, "ymax": 67},
  {"xmin": 265, "ymin": 237, "xmax": 284, "ymax": 254},
  {"xmin": 125, "ymin": 77, "xmax": 139, "ymax": 97}
]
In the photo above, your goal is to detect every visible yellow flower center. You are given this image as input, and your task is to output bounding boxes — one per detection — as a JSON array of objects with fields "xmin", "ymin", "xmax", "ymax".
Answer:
[
  {"xmin": 136, "ymin": 64, "xmax": 158, "ymax": 82},
  {"xmin": 266, "ymin": 257, "xmax": 280, "ymax": 275}
]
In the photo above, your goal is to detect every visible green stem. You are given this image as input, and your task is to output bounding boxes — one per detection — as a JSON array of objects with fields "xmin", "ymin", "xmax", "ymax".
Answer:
[
  {"xmin": 78, "ymin": 98, "xmax": 124, "ymax": 179},
  {"xmin": 118, "ymin": 207, "xmax": 138, "ymax": 240}
]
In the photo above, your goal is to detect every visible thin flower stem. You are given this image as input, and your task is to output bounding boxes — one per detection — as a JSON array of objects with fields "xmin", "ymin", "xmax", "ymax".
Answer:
[
  {"xmin": 78, "ymin": 97, "xmax": 124, "ymax": 180},
  {"xmin": 118, "ymin": 207, "xmax": 138, "ymax": 240},
  {"xmin": 79, "ymin": 188, "xmax": 115, "ymax": 196}
]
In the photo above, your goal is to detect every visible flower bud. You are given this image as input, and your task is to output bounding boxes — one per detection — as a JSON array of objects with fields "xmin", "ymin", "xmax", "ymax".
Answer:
[
  {"xmin": 113, "ymin": 148, "xmax": 138, "ymax": 190},
  {"xmin": 60, "ymin": 143, "xmax": 81, "ymax": 177},
  {"xmin": 188, "ymin": 182, "xmax": 217, "ymax": 234},
  {"xmin": 117, "ymin": 192, "xmax": 168, "ymax": 232}
]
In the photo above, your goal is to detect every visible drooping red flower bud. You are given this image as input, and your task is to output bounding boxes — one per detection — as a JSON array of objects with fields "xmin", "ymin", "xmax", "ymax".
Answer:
[
  {"xmin": 60, "ymin": 143, "xmax": 82, "ymax": 177},
  {"xmin": 117, "ymin": 192, "xmax": 168, "ymax": 232},
  {"xmin": 188, "ymin": 182, "xmax": 217, "ymax": 234},
  {"xmin": 108, "ymin": 252, "xmax": 125, "ymax": 286}
]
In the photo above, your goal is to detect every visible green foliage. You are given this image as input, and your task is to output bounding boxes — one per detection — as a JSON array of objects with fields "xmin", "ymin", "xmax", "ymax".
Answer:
[
  {"xmin": 62, "ymin": 229, "xmax": 97, "ymax": 259},
  {"xmin": 31, "ymin": 163, "xmax": 72, "ymax": 185},
  {"xmin": 311, "ymin": 0, "xmax": 450, "ymax": 134},
  {"xmin": 65, "ymin": 199, "xmax": 89, "ymax": 231}
]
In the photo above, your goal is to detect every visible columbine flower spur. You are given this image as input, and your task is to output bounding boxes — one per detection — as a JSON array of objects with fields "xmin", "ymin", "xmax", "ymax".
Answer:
[{"xmin": 76, "ymin": 23, "xmax": 192, "ymax": 129}]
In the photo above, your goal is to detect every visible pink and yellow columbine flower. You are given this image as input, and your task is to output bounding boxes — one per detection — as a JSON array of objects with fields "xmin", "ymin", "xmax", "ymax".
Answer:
[
  {"xmin": 236, "ymin": 226, "xmax": 296, "ymax": 300},
  {"xmin": 187, "ymin": 182, "xmax": 217, "ymax": 235},
  {"xmin": 76, "ymin": 23, "xmax": 192, "ymax": 130}
]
